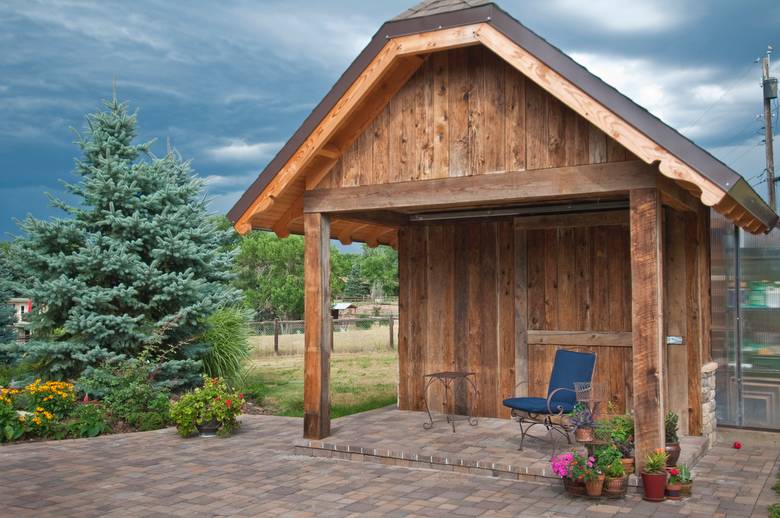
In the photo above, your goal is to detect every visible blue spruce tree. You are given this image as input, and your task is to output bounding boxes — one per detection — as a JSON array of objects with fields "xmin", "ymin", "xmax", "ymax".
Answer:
[
  {"xmin": 0, "ymin": 256, "xmax": 16, "ymax": 345},
  {"xmin": 4, "ymin": 98, "xmax": 238, "ymax": 386}
]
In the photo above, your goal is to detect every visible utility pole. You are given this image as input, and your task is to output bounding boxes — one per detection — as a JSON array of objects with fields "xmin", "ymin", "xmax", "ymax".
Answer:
[{"xmin": 762, "ymin": 46, "xmax": 778, "ymax": 210}]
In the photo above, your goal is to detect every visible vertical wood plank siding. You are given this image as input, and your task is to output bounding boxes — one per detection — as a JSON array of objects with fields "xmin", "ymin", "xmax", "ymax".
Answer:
[{"xmin": 322, "ymin": 47, "xmax": 634, "ymax": 188}]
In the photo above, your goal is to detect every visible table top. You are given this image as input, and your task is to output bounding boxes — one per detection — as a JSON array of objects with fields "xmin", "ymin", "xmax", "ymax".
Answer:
[{"xmin": 424, "ymin": 371, "xmax": 476, "ymax": 380}]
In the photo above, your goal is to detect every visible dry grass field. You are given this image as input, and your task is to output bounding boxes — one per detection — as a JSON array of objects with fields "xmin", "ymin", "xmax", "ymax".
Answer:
[
  {"xmin": 240, "ymin": 350, "xmax": 398, "ymax": 418},
  {"xmin": 249, "ymin": 322, "xmax": 397, "ymax": 356}
]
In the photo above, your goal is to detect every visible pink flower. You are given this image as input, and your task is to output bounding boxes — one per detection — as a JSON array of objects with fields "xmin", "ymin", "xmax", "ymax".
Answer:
[{"xmin": 83, "ymin": 394, "xmax": 89, "ymax": 403}]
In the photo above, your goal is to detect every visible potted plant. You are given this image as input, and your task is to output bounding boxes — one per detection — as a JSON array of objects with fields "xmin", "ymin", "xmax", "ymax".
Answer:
[
  {"xmin": 678, "ymin": 464, "xmax": 693, "ymax": 497},
  {"xmin": 170, "ymin": 376, "xmax": 244, "ymax": 437},
  {"xmin": 609, "ymin": 414, "xmax": 635, "ymax": 474},
  {"xmin": 551, "ymin": 451, "xmax": 584, "ymax": 495},
  {"xmin": 596, "ymin": 444, "xmax": 626, "ymax": 498},
  {"xmin": 664, "ymin": 411, "xmax": 680, "ymax": 466},
  {"xmin": 666, "ymin": 466, "xmax": 683, "ymax": 500},
  {"xmin": 641, "ymin": 448, "xmax": 668, "ymax": 502},
  {"xmin": 583, "ymin": 468, "xmax": 605, "ymax": 497},
  {"xmin": 571, "ymin": 403, "xmax": 595, "ymax": 442}
]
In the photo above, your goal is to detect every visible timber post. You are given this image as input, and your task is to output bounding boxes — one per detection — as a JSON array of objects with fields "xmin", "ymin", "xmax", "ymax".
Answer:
[
  {"xmin": 303, "ymin": 212, "xmax": 331, "ymax": 439},
  {"xmin": 273, "ymin": 319, "xmax": 280, "ymax": 355},
  {"xmin": 630, "ymin": 189, "xmax": 666, "ymax": 471},
  {"xmin": 389, "ymin": 316, "xmax": 394, "ymax": 350}
]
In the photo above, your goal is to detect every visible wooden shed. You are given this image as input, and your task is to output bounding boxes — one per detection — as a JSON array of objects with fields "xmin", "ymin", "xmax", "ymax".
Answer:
[{"xmin": 228, "ymin": 0, "xmax": 778, "ymax": 467}]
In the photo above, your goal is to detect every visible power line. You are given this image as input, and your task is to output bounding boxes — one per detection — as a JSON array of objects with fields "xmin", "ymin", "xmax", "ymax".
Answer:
[{"xmin": 688, "ymin": 60, "xmax": 757, "ymax": 129}]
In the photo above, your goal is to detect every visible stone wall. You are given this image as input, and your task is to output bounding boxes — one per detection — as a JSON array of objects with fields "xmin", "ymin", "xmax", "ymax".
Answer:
[{"xmin": 701, "ymin": 361, "xmax": 718, "ymax": 448}]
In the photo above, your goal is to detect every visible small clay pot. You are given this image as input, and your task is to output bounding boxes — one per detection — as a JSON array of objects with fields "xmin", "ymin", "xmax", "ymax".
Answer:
[
  {"xmin": 575, "ymin": 426, "xmax": 594, "ymax": 442},
  {"xmin": 666, "ymin": 482, "xmax": 682, "ymax": 500},
  {"xmin": 563, "ymin": 476, "xmax": 586, "ymax": 496},
  {"xmin": 665, "ymin": 443, "xmax": 681, "ymax": 466},
  {"xmin": 585, "ymin": 474, "xmax": 606, "ymax": 497},
  {"xmin": 679, "ymin": 481, "xmax": 693, "ymax": 497},
  {"xmin": 620, "ymin": 457, "xmax": 635, "ymax": 475},
  {"xmin": 604, "ymin": 475, "xmax": 628, "ymax": 498}
]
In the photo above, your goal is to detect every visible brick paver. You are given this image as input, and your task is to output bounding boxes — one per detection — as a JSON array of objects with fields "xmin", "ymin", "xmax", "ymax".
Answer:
[{"xmin": 0, "ymin": 414, "xmax": 777, "ymax": 517}]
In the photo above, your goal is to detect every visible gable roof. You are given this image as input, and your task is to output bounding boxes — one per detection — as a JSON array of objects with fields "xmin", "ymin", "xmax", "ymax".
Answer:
[{"xmin": 228, "ymin": 1, "xmax": 777, "ymax": 234}]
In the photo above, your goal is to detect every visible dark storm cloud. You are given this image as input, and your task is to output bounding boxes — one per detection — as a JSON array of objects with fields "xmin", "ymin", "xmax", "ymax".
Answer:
[{"xmin": 0, "ymin": 0, "xmax": 777, "ymax": 237}]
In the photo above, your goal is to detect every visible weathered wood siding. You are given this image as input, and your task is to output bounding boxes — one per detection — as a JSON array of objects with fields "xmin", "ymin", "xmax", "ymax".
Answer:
[
  {"xmin": 320, "ymin": 46, "xmax": 634, "ymax": 189},
  {"xmin": 524, "ymin": 223, "xmax": 634, "ymax": 413},
  {"xmin": 398, "ymin": 216, "xmax": 634, "ymax": 419},
  {"xmin": 398, "ymin": 220, "xmax": 516, "ymax": 419}
]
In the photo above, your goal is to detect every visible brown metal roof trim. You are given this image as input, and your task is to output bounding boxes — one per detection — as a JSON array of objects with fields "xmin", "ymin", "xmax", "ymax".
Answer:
[{"xmin": 228, "ymin": 2, "xmax": 777, "ymax": 231}]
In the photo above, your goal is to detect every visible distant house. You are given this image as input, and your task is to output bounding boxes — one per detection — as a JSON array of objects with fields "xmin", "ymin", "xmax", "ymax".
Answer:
[
  {"xmin": 331, "ymin": 302, "xmax": 357, "ymax": 319},
  {"xmin": 8, "ymin": 297, "xmax": 32, "ymax": 342}
]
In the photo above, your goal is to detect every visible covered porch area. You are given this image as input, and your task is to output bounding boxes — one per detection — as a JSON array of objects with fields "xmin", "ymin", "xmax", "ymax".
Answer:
[{"xmin": 300, "ymin": 167, "xmax": 717, "ymax": 470}]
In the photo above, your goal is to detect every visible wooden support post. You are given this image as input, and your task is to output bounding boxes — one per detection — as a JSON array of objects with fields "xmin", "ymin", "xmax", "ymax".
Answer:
[
  {"xmin": 273, "ymin": 319, "xmax": 280, "ymax": 355},
  {"xmin": 630, "ymin": 189, "xmax": 665, "ymax": 471},
  {"xmin": 685, "ymin": 212, "xmax": 702, "ymax": 436},
  {"xmin": 388, "ymin": 316, "xmax": 394, "ymax": 350},
  {"xmin": 303, "ymin": 212, "xmax": 331, "ymax": 439}
]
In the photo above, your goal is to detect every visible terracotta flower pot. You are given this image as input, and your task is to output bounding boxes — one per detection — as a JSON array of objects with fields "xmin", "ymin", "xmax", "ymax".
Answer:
[
  {"xmin": 574, "ymin": 426, "xmax": 594, "ymax": 442},
  {"xmin": 665, "ymin": 443, "xmax": 681, "ymax": 466},
  {"xmin": 563, "ymin": 476, "xmax": 586, "ymax": 496},
  {"xmin": 680, "ymin": 481, "xmax": 693, "ymax": 497},
  {"xmin": 604, "ymin": 475, "xmax": 628, "ymax": 498},
  {"xmin": 620, "ymin": 457, "xmax": 635, "ymax": 475},
  {"xmin": 641, "ymin": 472, "xmax": 667, "ymax": 502},
  {"xmin": 585, "ymin": 474, "xmax": 605, "ymax": 497},
  {"xmin": 666, "ymin": 481, "xmax": 682, "ymax": 500}
]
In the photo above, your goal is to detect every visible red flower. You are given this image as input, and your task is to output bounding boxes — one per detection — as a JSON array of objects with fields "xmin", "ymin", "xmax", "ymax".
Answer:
[
  {"xmin": 733, "ymin": 441, "xmax": 742, "ymax": 449},
  {"xmin": 669, "ymin": 468, "xmax": 679, "ymax": 476},
  {"xmin": 226, "ymin": 399, "xmax": 232, "ymax": 408},
  {"xmin": 83, "ymin": 394, "xmax": 89, "ymax": 403},
  {"xmin": 239, "ymin": 393, "xmax": 244, "ymax": 399}
]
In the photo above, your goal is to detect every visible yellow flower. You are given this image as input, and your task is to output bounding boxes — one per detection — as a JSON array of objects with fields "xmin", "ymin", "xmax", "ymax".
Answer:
[
  {"xmin": 43, "ymin": 412, "xmax": 53, "ymax": 420},
  {"xmin": 32, "ymin": 417, "xmax": 41, "ymax": 425},
  {"xmin": 18, "ymin": 415, "xmax": 25, "ymax": 422},
  {"xmin": 36, "ymin": 407, "xmax": 44, "ymax": 412}
]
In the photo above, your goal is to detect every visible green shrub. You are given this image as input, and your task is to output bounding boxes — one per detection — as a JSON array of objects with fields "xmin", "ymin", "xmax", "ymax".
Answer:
[
  {"xmin": 68, "ymin": 404, "xmax": 110, "ymax": 438},
  {"xmin": 0, "ymin": 394, "xmax": 24, "ymax": 442},
  {"xmin": 77, "ymin": 361, "xmax": 170, "ymax": 431},
  {"xmin": 170, "ymin": 376, "xmax": 244, "ymax": 437},
  {"xmin": 201, "ymin": 308, "xmax": 251, "ymax": 383}
]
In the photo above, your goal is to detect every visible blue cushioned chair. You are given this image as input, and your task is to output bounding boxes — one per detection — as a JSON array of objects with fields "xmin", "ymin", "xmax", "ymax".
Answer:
[{"xmin": 503, "ymin": 349, "xmax": 596, "ymax": 450}]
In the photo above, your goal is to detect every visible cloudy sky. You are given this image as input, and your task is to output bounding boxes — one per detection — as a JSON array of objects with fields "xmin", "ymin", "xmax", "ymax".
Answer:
[{"xmin": 0, "ymin": 0, "xmax": 778, "ymax": 239}]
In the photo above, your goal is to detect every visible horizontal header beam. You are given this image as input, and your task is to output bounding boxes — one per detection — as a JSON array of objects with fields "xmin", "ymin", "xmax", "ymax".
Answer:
[{"xmin": 305, "ymin": 161, "xmax": 656, "ymax": 214}]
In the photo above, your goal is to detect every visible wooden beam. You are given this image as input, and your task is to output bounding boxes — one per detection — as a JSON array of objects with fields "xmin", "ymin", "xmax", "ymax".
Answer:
[
  {"xmin": 272, "ymin": 196, "xmax": 304, "ymax": 238},
  {"xmin": 685, "ymin": 211, "xmax": 702, "ymax": 436},
  {"xmin": 514, "ymin": 224, "xmax": 528, "ymax": 397},
  {"xmin": 513, "ymin": 210, "xmax": 628, "ymax": 230},
  {"xmin": 526, "ymin": 330, "xmax": 633, "ymax": 348},
  {"xmin": 333, "ymin": 210, "xmax": 409, "ymax": 228},
  {"xmin": 335, "ymin": 222, "xmax": 369, "ymax": 245},
  {"xmin": 303, "ymin": 213, "xmax": 331, "ymax": 439},
  {"xmin": 697, "ymin": 204, "xmax": 712, "ymax": 363},
  {"xmin": 317, "ymin": 145, "xmax": 341, "ymax": 160},
  {"xmin": 305, "ymin": 161, "xmax": 656, "ymax": 213},
  {"xmin": 630, "ymin": 188, "xmax": 665, "ymax": 472},
  {"xmin": 304, "ymin": 156, "xmax": 339, "ymax": 190}
]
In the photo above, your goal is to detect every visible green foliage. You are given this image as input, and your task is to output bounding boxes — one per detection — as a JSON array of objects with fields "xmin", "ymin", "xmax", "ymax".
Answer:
[
  {"xmin": 604, "ymin": 458, "xmax": 625, "ymax": 478},
  {"xmin": 344, "ymin": 263, "xmax": 369, "ymax": 298},
  {"xmin": 0, "ymin": 398, "xmax": 24, "ymax": 442},
  {"xmin": 0, "ymin": 255, "xmax": 16, "ymax": 345},
  {"xmin": 233, "ymin": 231, "xmax": 356, "ymax": 320},
  {"xmin": 201, "ymin": 307, "xmax": 251, "ymax": 382},
  {"xmin": 665, "ymin": 410, "xmax": 679, "ymax": 443},
  {"xmin": 595, "ymin": 444, "xmax": 622, "ymax": 473},
  {"xmin": 170, "ymin": 376, "xmax": 244, "ymax": 437},
  {"xmin": 67, "ymin": 403, "xmax": 110, "ymax": 438},
  {"xmin": 77, "ymin": 361, "xmax": 170, "ymax": 431},
  {"xmin": 358, "ymin": 245, "xmax": 398, "ymax": 297},
  {"xmin": 643, "ymin": 449, "xmax": 668, "ymax": 474},
  {"xmin": 677, "ymin": 464, "xmax": 692, "ymax": 483},
  {"xmin": 2, "ymin": 97, "xmax": 238, "ymax": 385}
]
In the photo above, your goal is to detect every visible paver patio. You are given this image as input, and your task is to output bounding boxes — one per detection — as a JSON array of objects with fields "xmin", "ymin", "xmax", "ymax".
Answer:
[
  {"xmin": 1, "ymin": 413, "xmax": 778, "ymax": 517},
  {"xmin": 293, "ymin": 407, "xmax": 706, "ymax": 486}
]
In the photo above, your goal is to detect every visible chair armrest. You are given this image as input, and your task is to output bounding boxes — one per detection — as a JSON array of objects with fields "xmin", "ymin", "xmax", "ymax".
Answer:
[{"xmin": 546, "ymin": 388, "xmax": 575, "ymax": 415}]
